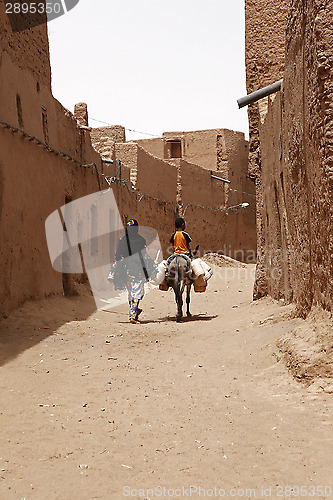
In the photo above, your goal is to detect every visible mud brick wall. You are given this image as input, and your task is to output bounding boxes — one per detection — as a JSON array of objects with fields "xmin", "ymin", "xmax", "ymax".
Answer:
[
  {"xmin": 258, "ymin": 93, "xmax": 293, "ymax": 303},
  {"xmin": 283, "ymin": 0, "xmax": 333, "ymax": 315},
  {"xmin": 163, "ymin": 129, "xmax": 225, "ymax": 171},
  {"xmin": 245, "ymin": 0, "xmax": 290, "ymax": 299},
  {"xmin": 176, "ymin": 159, "xmax": 255, "ymax": 259},
  {"xmin": 74, "ymin": 103, "xmax": 89, "ymax": 127},
  {"xmin": 0, "ymin": 122, "xmax": 109, "ymax": 318},
  {"xmin": 250, "ymin": 0, "xmax": 333, "ymax": 316},
  {"xmin": 113, "ymin": 145, "xmax": 256, "ymax": 262},
  {"xmin": 132, "ymin": 138, "xmax": 165, "ymax": 159},
  {"xmin": 134, "ymin": 128, "xmax": 255, "ymax": 257},
  {"xmin": 136, "ymin": 145, "xmax": 177, "ymax": 201},
  {"xmin": 178, "ymin": 159, "xmax": 225, "ymax": 209},
  {"xmin": 0, "ymin": 6, "xmax": 117, "ymax": 318},
  {"xmin": 137, "ymin": 129, "xmax": 249, "ymax": 175},
  {"xmin": 0, "ymin": 1, "xmax": 257, "ymax": 318},
  {"xmin": 0, "ymin": 1, "xmax": 51, "ymax": 89},
  {"xmin": 89, "ymin": 126, "xmax": 126, "ymax": 164},
  {"xmin": 245, "ymin": 0, "xmax": 289, "ymax": 175}
]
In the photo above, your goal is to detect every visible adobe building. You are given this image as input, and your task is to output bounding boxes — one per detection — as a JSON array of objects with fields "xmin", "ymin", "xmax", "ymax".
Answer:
[
  {"xmin": 135, "ymin": 128, "xmax": 247, "ymax": 173},
  {"xmin": 0, "ymin": 1, "xmax": 257, "ymax": 319},
  {"xmin": 245, "ymin": 0, "xmax": 333, "ymax": 315},
  {"xmin": 245, "ymin": 0, "xmax": 290, "ymax": 301},
  {"xmin": 134, "ymin": 129, "xmax": 254, "ymax": 205},
  {"xmin": 0, "ymin": 4, "xmax": 115, "ymax": 318},
  {"xmin": 245, "ymin": 0, "xmax": 333, "ymax": 380},
  {"xmin": 90, "ymin": 126, "xmax": 257, "ymax": 264},
  {"xmin": 136, "ymin": 128, "xmax": 256, "ymax": 259}
]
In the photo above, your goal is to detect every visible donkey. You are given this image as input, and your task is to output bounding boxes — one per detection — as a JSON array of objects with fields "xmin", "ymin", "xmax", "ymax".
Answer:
[{"xmin": 166, "ymin": 254, "xmax": 193, "ymax": 322}]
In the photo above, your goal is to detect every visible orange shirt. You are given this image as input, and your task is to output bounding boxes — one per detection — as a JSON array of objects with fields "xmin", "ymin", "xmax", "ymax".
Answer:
[{"xmin": 170, "ymin": 230, "xmax": 192, "ymax": 255}]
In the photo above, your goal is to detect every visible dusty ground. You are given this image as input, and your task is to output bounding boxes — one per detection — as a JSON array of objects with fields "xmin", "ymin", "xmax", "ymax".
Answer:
[
  {"xmin": 0, "ymin": 264, "xmax": 332, "ymax": 500},
  {"xmin": 277, "ymin": 308, "xmax": 333, "ymax": 388}
]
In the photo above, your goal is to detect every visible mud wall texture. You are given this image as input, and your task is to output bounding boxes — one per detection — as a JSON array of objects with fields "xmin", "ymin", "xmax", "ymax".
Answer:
[
  {"xmin": 175, "ymin": 159, "xmax": 256, "ymax": 261},
  {"xmin": 283, "ymin": 0, "xmax": 333, "ymax": 315},
  {"xmin": 110, "ymin": 143, "xmax": 256, "ymax": 262},
  {"xmin": 0, "ymin": 10, "xmax": 114, "ymax": 318},
  {"xmin": 164, "ymin": 129, "xmax": 230, "ymax": 171},
  {"xmin": 245, "ymin": 0, "xmax": 290, "ymax": 175},
  {"xmin": 245, "ymin": 0, "xmax": 290, "ymax": 299},
  {"xmin": 0, "ymin": 2, "xmax": 51, "ymax": 89},
  {"xmin": 133, "ymin": 138, "xmax": 165, "ymax": 159},
  {"xmin": 248, "ymin": 0, "xmax": 333, "ymax": 317},
  {"xmin": 90, "ymin": 126, "xmax": 126, "ymax": 160},
  {"xmin": 133, "ymin": 128, "xmax": 255, "ymax": 258},
  {"xmin": 258, "ymin": 93, "xmax": 293, "ymax": 303},
  {"xmin": 136, "ymin": 129, "xmax": 249, "ymax": 174}
]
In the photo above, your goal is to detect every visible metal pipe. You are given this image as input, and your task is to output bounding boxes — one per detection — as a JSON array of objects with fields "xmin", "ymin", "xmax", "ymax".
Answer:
[
  {"xmin": 211, "ymin": 174, "xmax": 231, "ymax": 184},
  {"xmin": 237, "ymin": 79, "xmax": 283, "ymax": 109},
  {"xmin": 228, "ymin": 202, "xmax": 249, "ymax": 210}
]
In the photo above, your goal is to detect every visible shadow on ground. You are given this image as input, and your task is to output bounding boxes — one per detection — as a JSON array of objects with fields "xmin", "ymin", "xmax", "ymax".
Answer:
[
  {"xmin": 0, "ymin": 292, "xmax": 96, "ymax": 368},
  {"xmin": 135, "ymin": 314, "xmax": 219, "ymax": 324}
]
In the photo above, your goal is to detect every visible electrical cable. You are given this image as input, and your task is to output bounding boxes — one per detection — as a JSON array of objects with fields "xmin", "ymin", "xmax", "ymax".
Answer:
[
  {"xmin": 0, "ymin": 119, "xmax": 102, "ymax": 190},
  {"xmin": 89, "ymin": 117, "xmax": 160, "ymax": 138},
  {"xmin": 1, "ymin": 119, "xmax": 254, "ymax": 212}
]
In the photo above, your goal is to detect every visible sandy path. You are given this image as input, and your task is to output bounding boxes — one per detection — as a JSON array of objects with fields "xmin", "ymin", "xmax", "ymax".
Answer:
[{"xmin": 0, "ymin": 265, "xmax": 332, "ymax": 500}]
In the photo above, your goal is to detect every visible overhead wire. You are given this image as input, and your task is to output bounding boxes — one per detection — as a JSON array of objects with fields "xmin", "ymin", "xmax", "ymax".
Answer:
[
  {"xmin": 89, "ymin": 117, "xmax": 160, "ymax": 138},
  {"xmin": 106, "ymin": 161, "xmax": 254, "ymax": 215},
  {"xmin": 229, "ymin": 188, "xmax": 256, "ymax": 198},
  {"xmin": 1, "ymin": 118, "xmax": 255, "ymax": 211},
  {"xmin": 0, "ymin": 119, "xmax": 103, "ymax": 190}
]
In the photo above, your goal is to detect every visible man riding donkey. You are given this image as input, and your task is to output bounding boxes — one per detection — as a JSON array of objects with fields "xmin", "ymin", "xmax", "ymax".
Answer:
[
  {"xmin": 166, "ymin": 217, "xmax": 198, "ymax": 321},
  {"xmin": 169, "ymin": 217, "xmax": 193, "ymax": 259}
]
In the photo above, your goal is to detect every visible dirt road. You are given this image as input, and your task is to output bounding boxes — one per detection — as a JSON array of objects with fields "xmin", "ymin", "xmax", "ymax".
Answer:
[{"xmin": 0, "ymin": 264, "xmax": 332, "ymax": 499}]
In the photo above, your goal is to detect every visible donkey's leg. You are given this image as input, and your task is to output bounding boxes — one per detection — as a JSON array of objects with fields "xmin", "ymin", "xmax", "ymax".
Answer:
[
  {"xmin": 186, "ymin": 283, "xmax": 191, "ymax": 317},
  {"xmin": 174, "ymin": 256, "xmax": 182, "ymax": 322},
  {"xmin": 176, "ymin": 288, "xmax": 183, "ymax": 321},
  {"xmin": 176, "ymin": 282, "xmax": 185, "ymax": 322}
]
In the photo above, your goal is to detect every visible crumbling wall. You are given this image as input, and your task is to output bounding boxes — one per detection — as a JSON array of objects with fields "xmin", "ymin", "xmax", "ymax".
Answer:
[
  {"xmin": 74, "ymin": 103, "xmax": 89, "ymax": 127},
  {"xmin": 275, "ymin": 3, "xmax": 333, "ymax": 377},
  {"xmin": 249, "ymin": 0, "xmax": 333, "ymax": 316},
  {"xmin": 258, "ymin": 93, "xmax": 293, "ymax": 302},
  {"xmin": 136, "ymin": 145, "xmax": 177, "ymax": 201},
  {"xmin": 245, "ymin": 0, "xmax": 289, "ymax": 172},
  {"xmin": 90, "ymin": 126, "xmax": 126, "ymax": 161},
  {"xmin": 216, "ymin": 130, "xmax": 253, "ymax": 206},
  {"xmin": 178, "ymin": 159, "xmax": 225, "ymax": 211},
  {"xmin": 281, "ymin": 0, "xmax": 313, "ymax": 315},
  {"xmin": 245, "ymin": 0, "xmax": 290, "ymax": 299},
  {"xmin": 133, "ymin": 128, "xmax": 256, "ymax": 259},
  {"xmin": 283, "ymin": 0, "xmax": 333, "ymax": 315},
  {"xmin": 163, "ymin": 129, "xmax": 221, "ymax": 170},
  {"xmin": 306, "ymin": 0, "xmax": 333, "ymax": 313}
]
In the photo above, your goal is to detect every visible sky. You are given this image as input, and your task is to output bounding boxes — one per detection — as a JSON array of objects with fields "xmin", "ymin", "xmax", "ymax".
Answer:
[{"xmin": 48, "ymin": 0, "xmax": 249, "ymax": 141}]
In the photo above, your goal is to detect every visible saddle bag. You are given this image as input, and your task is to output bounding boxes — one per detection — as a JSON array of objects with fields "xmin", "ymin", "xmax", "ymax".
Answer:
[
  {"xmin": 191, "ymin": 257, "xmax": 213, "ymax": 292},
  {"xmin": 193, "ymin": 273, "xmax": 207, "ymax": 293}
]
